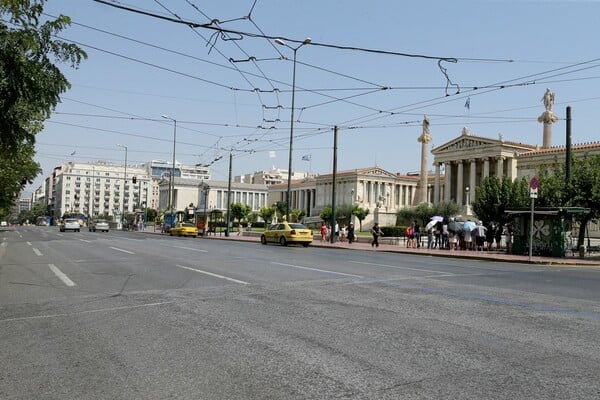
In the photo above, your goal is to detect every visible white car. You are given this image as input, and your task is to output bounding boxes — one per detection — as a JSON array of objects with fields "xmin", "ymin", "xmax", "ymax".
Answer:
[
  {"xmin": 89, "ymin": 219, "xmax": 109, "ymax": 232},
  {"xmin": 60, "ymin": 218, "xmax": 80, "ymax": 232},
  {"xmin": 0, "ymin": 221, "xmax": 7, "ymax": 227}
]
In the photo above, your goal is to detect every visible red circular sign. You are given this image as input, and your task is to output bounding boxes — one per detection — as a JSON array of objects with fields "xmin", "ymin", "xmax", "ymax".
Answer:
[{"xmin": 530, "ymin": 177, "xmax": 539, "ymax": 189}]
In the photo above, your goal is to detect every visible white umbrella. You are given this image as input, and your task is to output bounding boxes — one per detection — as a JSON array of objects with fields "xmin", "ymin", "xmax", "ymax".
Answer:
[
  {"xmin": 430, "ymin": 216, "xmax": 444, "ymax": 222},
  {"xmin": 426, "ymin": 220, "xmax": 437, "ymax": 230}
]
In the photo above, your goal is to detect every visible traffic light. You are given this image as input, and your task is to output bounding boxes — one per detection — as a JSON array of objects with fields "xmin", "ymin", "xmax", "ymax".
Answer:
[{"xmin": 132, "ymin": 176, "xmax": 137, "ymax": 184}]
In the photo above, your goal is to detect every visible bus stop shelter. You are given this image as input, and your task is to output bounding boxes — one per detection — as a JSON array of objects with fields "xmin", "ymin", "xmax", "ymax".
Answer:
[{"xmin": 506, "ymin": 207, "xmax": 590, "ymax": 257}]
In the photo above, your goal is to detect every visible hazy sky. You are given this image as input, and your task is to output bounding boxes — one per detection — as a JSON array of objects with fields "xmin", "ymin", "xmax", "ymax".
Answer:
[{"xmin": 28, "ymin": 0, "xmax": 600, "ymax": 193}]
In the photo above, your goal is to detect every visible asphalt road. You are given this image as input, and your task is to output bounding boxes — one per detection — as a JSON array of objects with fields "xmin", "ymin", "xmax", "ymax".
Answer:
[{"xmin": 1, "ymin": 226, "xmax": 599, "ymax": 399}]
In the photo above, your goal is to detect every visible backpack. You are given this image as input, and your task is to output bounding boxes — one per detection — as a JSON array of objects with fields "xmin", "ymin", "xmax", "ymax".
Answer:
[{"xmin": 405, "ymin": 227, "xmax": 413, "ymax": 237}]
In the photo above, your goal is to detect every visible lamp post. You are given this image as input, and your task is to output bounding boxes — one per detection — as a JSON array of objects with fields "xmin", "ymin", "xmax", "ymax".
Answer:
[
  {"xmin": 161, "ymin": 115, "xmax": 177, "ymax": 217},
  {"xmin": 275, "ymin": 37, "xmax": 311, "ymax": 221},
  {"xmin": 117, "ymin": 144, "xmax": 127, "ymax": 228},
  {"xmin": 465, "ymin": 186, "xmax": 470, "ymax": 215}
]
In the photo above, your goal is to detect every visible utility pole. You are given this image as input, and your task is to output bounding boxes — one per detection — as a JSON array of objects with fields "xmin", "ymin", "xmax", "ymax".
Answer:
[
  {"xmin": 330, "ymin": 126, "xmax": 338, "ymax": 243},
  {"xmin": 225, "ymin": 151, "xmax": 233, "ymax": 237},
  {"xmin": 565, "ymin": 106, "xmax": 572, "ymax": 192}
]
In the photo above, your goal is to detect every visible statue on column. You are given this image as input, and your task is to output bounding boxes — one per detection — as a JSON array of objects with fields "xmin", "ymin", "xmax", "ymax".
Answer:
[
  {"xmin": 418, "ymin": 115, "xmax": 432, "ymax": 144},
  {"xmin": 542, "ymin": 88, "xmax": 555, "ymax": 112}
]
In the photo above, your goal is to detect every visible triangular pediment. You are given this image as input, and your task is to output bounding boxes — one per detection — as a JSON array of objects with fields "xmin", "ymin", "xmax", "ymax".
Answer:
[
  {"xmin": 356, "ymin": 166, "xmax": 397, "ymax": 179},
  {"xmin": 432, "ymin": 135, "xmax": 500, "ymax": 154}
]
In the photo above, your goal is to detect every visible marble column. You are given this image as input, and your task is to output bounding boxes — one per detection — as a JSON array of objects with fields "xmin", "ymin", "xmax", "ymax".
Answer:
[
  {"xmin": 469, "ymin": 159, "xmax": 476, "ymax": 196},
  {"xmin": 434, "ymin": 163, "xmax": 441, "ymax": 204},
  {"xmin": 456, "ymin": 161, "xmax": 464, "ymax": 206},
  {"xmin": 496, "ymin": 156, "xmax": 504, "ymax": 178},
  {"xmin": 444, "ymin": 162, "xmax": 452, "ymax": 202},
  {"xmin": 417, "ymin": 115, "xmax": 432, "ymax": 204},
  {"xmin": 483, "ymin": 157, "xmax": 490, "ymax": 179}
]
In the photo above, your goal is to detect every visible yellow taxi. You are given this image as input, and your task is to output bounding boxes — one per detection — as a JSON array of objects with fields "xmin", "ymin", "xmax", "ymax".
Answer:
[
  {"xmin": 169, "ymin": 222, "xmax": 198, "ymax": 237},
  {"xmin": 260, "ymin": 221, "xmax": 313, "ymax": 247}
]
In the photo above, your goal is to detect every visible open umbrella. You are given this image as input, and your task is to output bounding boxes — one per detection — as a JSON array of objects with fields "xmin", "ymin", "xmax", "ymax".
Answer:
[
  {"xmin": 447, "ymin": 221, "xmax": 463, "ymax": 233},
  {"xmin": 426, "ymin": 220, "xmax": 437, "ymax": 230},
  {"xmin": 430, "ymin": 216, "xmax": 444, "ymax": 222},
  {"xmin": 463, "ymin": 221, "xmax": 477, "ymax": 232}
]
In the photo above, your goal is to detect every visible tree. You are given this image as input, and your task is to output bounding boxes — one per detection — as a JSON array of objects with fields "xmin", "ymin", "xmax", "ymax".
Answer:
[
  {"xmin": 230, "ymin": 202, "xmax": 250, "ymax": 224},
  {"xmin": 353, "ymin": 207, "xmax": 369, "ymax": 232},
  {"xmin": 0, "ymin": 0, "xmax": 86, "ymax": 208},
  {"xmin": 535, "ymin": 154, "xmax": 600, "ymax": 249},
  {"xmin": 319, "ymin": 205, "xmax": 332, "ymax": 222},
  {"xmin": 472, "ymin": 176, "xmax": 529, "ymax": 224},
  {"xmin": 291, "ymin": 208, "xmax": 306, "ymax": 223},
  {"xmin": 259, "ymin": 206, "xmax": 275, "ymax": 224}
]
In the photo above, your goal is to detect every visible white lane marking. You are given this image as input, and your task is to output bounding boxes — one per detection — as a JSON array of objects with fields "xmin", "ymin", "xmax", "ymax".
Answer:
[
  {"xmin": 78, "ymin": 239, "xmax": 91, "ymax": 243},
  {"xmin": 27, "ymin": 241, "xmax": 32, "ymax": 246},
  {"xmin": 110, "ymin": 246, "xmax": 135, "ymax": 255},
  {"xmin": 32, "ymin": 248, "xmax": 43, "ymax": 257},
  {"xmin": 48, "ymin": 264, "xmax": 76, "ymax": 287},
  {"xmin": 0, "ymin": 301, "xmax": 175, "ymax": 323},
  {"xmin": 271, "ymin": 262, "xmax": 364, "ymax": 278},
  {"xmin": 350, "ymin": 260, "xmax": 452, "ymax": 275},
  {"xmin": 175, "ymin": 264, "xmax": 248, "ymax": 285},
  {"xmin": 173, "ymin": 246, "xmax": 208, "ymax": 253}
]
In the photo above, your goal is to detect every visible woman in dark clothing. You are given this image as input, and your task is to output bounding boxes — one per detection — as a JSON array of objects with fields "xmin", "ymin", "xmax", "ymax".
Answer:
[
  {"xmin": 371, "ymin": 223, "xmax": 382, "ymax": 248},
  {"xmin": 348, "ymin": 223, "xmax": 355, "ymax": 244}
]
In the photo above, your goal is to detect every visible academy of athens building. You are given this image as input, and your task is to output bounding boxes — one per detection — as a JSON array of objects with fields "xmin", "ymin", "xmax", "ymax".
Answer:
[{"xmin": 269, "ymin": 90, "xmax": 600, "ymax": 230}]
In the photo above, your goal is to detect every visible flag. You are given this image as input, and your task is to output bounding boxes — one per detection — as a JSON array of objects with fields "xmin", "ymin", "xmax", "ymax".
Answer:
[
  {"xmin": 464, "ymin": 97, "xmax": 470, "ymax": 110},
  {"xmin": 70, "ymin": 151, "xmax": 76, "ymax": 156},
  {"xmin": 302, "ymin": 154, "xmax": 311, "ymax": 161},
  {"xmin": 268, "ymin": 151, "xmax": 276, "ymax": 158}
]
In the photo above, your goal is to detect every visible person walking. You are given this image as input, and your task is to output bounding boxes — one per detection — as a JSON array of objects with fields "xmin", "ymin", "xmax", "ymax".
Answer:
[
  {"xmin": 320, "ymin": 222, "xmax": 327, "ymax": 243},
  {"xmin": 347, "ymin": 223, "xmax": 355, "ymax": 244},
  {"xmin": 371, "ymin": 222, "xmax": 383, "ymax": 248},
  {"xmin": 413, "ymin": 220, "xmax": 421, "ymax": 248}
]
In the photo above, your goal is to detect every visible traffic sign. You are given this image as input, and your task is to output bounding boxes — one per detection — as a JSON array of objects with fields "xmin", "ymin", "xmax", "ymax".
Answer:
[
  {"xmin": 530, "ymin": 176, "xmax": 539, "ymax": 190},
  {"xmin": 530, "ymin": 188, "xmax": 538, "ymax": 199}
]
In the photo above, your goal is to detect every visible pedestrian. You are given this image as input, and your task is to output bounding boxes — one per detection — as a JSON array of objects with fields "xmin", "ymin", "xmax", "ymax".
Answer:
[
  {"xmin": 413, "ymin": 220, "xmax": 421, "ymax": 248},
  {"xmin": 463, "ymin": 221, "xmax": 473, "ymax": 250},
  {"xmin": 486, "ymin": 222, "xmax": 496, "ymax": 251},
  {"xmin": 427, "ymin": 225, "xmax": 434, "ymax": 249},
  {"xmin": 340, "ymin": 224, "xmax": 347, "ymax": 242},
  {"xmin": 238, "ymin": 222, "xmax": 242, "ymax": 236},
  {"xmin": 371, "ymin": 222, "xmax": 383, "ymax": 248},
  {"xmin": 405, "ymin": 224, "xmax": 414, "ymax": 248},
  {"xmin": 474, "ymin": 221, "xmax": 487, "ymax": 251},
  {"xmin": 347, "ymin": 223, "xmax": 355, "ymax": 244},
  {"xmin": 442, "ymin": 220, "xmax": 449, "ymax": 249},
  {"xmin": 503, "ymin": 224, "xmax": 513, "ymax": 254},
  {"xmin": 434, "ymin": 222, "xmax": 441, "ymax": 249},
  {"xmin": 320, "ymin": 222, "xmax": 327, "ymax": 243}
]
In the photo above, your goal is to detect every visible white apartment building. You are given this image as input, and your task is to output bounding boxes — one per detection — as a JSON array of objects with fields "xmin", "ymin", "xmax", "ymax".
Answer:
[
  {"xmin": 51, "ymin": 162, "xmax": 150, "ymax": 220},
  {"xmin": 235, "ymin": 166, "xmax": 310, "ymax": 185}
]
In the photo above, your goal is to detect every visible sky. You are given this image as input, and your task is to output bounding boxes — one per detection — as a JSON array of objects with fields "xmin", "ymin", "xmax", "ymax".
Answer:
[{"xmin": 26, "ymin": 0, "xmax": 600, "ymax": 194}]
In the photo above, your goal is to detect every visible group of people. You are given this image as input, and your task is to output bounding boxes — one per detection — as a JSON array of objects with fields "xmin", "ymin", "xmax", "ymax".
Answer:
[
  {"xmin": 420, "ymin": 218, "xmax": 512, "ymax": 253},
  {"xmin": 320, "ymin": 222, "xmax": 356, "ymax": 244}
]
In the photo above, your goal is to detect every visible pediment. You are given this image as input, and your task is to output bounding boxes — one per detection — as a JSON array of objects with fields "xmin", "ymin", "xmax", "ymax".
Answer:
[
  {"xmin": 432, "ymin": 136, "xmax": 499, "ymax": 154},
  {"xmin": 357, "ymin": 166, "xmax": 397, "ymax": 179}
]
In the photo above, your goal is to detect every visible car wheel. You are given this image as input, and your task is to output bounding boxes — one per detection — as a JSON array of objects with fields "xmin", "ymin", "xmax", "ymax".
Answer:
[
  {"xmin": 302, "ymin": 242, "xmax": 310, "ymax": 247},
  {"xmin": 260, "ymin": 235, "xmax": 267, "ymax": 245},
  {"xmin": 279, "ymin": 236, "xmax": 287, "ymax": 246}
]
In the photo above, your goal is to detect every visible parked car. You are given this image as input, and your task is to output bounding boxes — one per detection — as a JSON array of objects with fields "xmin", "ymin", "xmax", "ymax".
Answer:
[
  {"xmin": 261, "ymin": 221, "xmax": 312, "ymax": 247},
  {"xmin": 89, "ymin": 219, "xmax": 110, "ymax": 232},
  {"xmin": 0, "ymin": 221, "xmax": 7, "ymax": 227},
  {"xmin": 60, "ymin": 218, "xmax": 80, "ymax": 232},
  {"xmin": 169, "ymin": 222, "xmax": 198, "ymax": 237}
]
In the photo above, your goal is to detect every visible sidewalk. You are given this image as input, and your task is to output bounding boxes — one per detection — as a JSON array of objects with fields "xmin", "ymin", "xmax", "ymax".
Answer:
[{"xmin": 140, "ymin": 226, "xmax": 600, "ymax": 267}]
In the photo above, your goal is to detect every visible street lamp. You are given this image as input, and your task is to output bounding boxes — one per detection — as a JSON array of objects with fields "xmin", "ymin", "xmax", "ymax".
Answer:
[
  {"xmin": 465, "ymin": 186, "xmax": 470, "ymax": 215},
  {"xmin": 117, "ymin": 144, "xmax": 127, "ymax": 228},
  {"xmin": 275, "ymin": 37, "xmax": 311, "ymax": 220},
  {"xmin": 162, "ymin": 115, "xmax": 177, "ymax": 217}
]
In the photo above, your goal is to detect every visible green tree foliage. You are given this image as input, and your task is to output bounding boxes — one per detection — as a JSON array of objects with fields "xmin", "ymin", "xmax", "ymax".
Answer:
[
  {"xmin": 431, "ymin": 201, "xmax": 461, "ymax": 220},
  {"xmin": 259, "ymin": 206, "xmax": 275, "ymax": 224},
  {"xmin": 291, "ymin": 208, "xmax": 305, "ymax": 223},
  {"xmin": 472, "ymin": 176, "xmax": 529, "ymax": 223},
  {"xmin": 352, "ymin": 207, "xmax": 369, "ymax": 232},
  {"xmin": 230, "ymin": 202, "xmax": 251, "ymax": 223},
  {"xmin": 535, "ymin": 154, "xmax": 600, "ymax": 249},
  {"xmin": 319, "ymin": 205, "xmax": 332, "ymax": 222},
  {"xmin": 0, "ymin": 0, "xmax": 86, "ymax": 210},
  {"xmin": 396, "ymin": 201, "xmax": 461, "ymax": 226}
]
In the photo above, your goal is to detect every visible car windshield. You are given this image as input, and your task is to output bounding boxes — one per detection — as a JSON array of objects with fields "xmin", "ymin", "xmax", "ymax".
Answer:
[
  {"xmin": 65, "ymin": 219, "xmax": 77, "ymax": 223},
  {"xmin": 181, "ymin": 223, "xmax": 195, "ymax": 227}
]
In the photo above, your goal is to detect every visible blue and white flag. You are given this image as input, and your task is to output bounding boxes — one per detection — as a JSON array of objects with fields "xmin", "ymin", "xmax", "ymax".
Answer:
[
  {"xmin": 302, "ymin": 154, "xmax": 311, "ymax": 161},
  {"xmin": 464, "ymin": 97, "xmax": 471, "ymax": 110}
]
